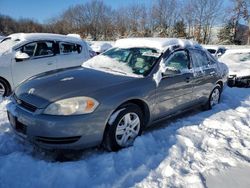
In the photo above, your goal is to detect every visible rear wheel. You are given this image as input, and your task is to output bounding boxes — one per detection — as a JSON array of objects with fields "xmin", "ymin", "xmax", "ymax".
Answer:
[
  {"xmin": 0, "ymin": 79, "xmax": 11, "ymax": 97},
  {"xmin": 103, "ymin": 103, "xmax": 144, "ymax": 151},
  {"xmin": 203, "ymin": 85, "xmax": 221, "ymax": 110}
]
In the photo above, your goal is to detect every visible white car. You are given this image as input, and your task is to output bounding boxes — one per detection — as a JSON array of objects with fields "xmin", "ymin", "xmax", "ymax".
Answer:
[
  {"xmin": 219, "ymin": 49, "xmax": 250, "ymax": 88},
  {"xmin": 203, "ymin": 45, "xmax": 227, "ymax": 58},
  {"xmin": 0, "ymin": 33, "xmax": 90, "ymax": 96},
  {"xmin": 219, "ymin": 49, "xmax": 250, "ymax": 77},
  {"xmin": 90, "ymin": 41, "xmax": 113, "ymax": 54}
]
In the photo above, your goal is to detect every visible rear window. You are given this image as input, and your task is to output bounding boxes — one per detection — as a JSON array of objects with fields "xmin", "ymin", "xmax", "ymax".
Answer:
[
  {"xmin": 191, "ymin": 50, "xmax": 210, "ymax": 67},
  {"xmin": 207, "ymin": 49, "xmax": 216, "ymax": 54},
  {"xmin": 59, "ymin": 42, "xmax": 82, "ymax": 54}
]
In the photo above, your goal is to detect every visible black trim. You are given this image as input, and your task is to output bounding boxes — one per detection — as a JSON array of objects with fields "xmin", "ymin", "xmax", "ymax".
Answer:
[{"xmin": 36, "ymin": 136, "xmax": 81, "ymax": 144}]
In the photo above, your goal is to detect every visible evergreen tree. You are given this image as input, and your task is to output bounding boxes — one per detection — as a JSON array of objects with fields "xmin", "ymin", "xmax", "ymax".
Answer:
[
  {"xmin": 218, "ymin": 20, "xmax": 235, "ymax": 44},
  {"xmin": 173, "ymin": 20, "xmax": 187, "ymax": 38}
]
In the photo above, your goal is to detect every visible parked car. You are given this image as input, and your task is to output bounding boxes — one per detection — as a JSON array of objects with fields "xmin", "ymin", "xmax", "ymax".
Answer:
[
  {"xmin": 219, "ymin": 49, "xmax": 250, "ymax": 88},
  {"xmin": 90, "ymin": 41, "xmax": 113, "ymax": 54},
  {"xmin": 7, "ymin": 38, "xmax": 227, "ymax": 151},
  {"xmin": 86, "ymin": 42, "xmax": 97, "ymax": 57},
  {"xmin": 203, "ymin": 45, "xmax": 227, "ymax": 58},
  {"xmin": 0, "ymin": 33, "xmax": 90, "ymax": 97}
]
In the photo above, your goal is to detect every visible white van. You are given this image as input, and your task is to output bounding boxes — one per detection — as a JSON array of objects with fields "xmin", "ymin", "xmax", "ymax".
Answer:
[{"xmin": 0, "ymin": 33, "xmax": 90, "ymax": 96}]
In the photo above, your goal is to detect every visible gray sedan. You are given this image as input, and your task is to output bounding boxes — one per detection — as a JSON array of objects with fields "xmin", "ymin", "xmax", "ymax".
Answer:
[{"xmin": 7, "ymin": 38, "xmax": 227, "ymax": 151}]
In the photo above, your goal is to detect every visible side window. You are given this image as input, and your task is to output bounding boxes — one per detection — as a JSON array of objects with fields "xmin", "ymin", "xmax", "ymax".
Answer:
[
  {"xmin": 21, "ymin": 41, "xmax": 54, "ymax": 57},
  {"xmin": 206, "ymin": 51, "xmax": 217, "ymax": 65},
  {"xmin": 22, "ymin": 42, "xmax": 36, "ymax": 56},
  {"xmin": 59, "ymin": 42, "xmax": 82, "ymax": 54},
  {"xmin": 164, "ymin": 50, "xmax": 189, "ymax": 72},
  {"xmin": 34, "ymin": 41, "xmax": 54, "ymax": 57},
  {"xmin": 191, "ymin": 50, "xmax": 209, "ymax": 68}
]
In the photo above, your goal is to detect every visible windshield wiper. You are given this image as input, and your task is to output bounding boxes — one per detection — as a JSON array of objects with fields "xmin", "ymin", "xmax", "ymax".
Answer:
[{"xmin": 99, "ymin": 66, "xmax": 127, "ymax": 75}]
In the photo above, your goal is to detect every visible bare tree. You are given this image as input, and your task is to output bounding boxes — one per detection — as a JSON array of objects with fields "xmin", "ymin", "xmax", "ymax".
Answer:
[{"xmin": 151, "ymin": 0, "xmax": 178, "ymax": 37}]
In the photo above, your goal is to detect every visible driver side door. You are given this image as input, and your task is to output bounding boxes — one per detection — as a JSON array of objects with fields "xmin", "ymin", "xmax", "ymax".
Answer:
[
  {"xmin": 155, "ymin": 50, "xmax": 194, "ymax": 119},
  {"xmin": 12, "ymin": 41, "xmax": 57, "ymax": 87}
]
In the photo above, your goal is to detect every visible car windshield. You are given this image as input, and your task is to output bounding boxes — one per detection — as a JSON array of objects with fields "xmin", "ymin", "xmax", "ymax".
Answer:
[
  {"xmin": 82, "ymin": 47, "xmax": 161, "ymax": 76},
  {"xmin": 0, "ymin": 37, "xmax": 20, "ymax": 54}
]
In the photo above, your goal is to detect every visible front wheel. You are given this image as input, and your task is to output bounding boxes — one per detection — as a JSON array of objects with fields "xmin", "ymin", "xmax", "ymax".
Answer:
[
  {"xmin": 0, "ymin": 79, "xmax": 11, "ymax": 97},
  {"xmin": 203, "ymin": 85, "xmax": 221, "ymax": 110},
  {"xmin": 103, "ymin": 103, "xmax": 144, "ymax": 151}
]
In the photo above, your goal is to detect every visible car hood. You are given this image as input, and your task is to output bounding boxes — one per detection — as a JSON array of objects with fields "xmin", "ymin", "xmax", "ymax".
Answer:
[{"xmin": 15, "ymin": 67, "xmax": 136, "ymax": 108}]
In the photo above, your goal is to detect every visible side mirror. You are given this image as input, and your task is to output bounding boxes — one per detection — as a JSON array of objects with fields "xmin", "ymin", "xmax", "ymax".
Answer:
[
  {"xmin": 217, "ymin": 52, "xmax": 222, "ymax": 58},
  {"xmin": 162, "ymin": 67, "xmax": 181, "ymax": 77},
  {"xmin": 15, "ymin": 51, "xmax": 30, "ymax": 61}
]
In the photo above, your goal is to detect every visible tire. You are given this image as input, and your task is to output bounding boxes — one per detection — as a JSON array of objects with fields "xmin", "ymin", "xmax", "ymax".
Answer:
[
  {"xmin": 0, "ymin": 79, "xmax": 11, "ymax": 97},
  {"xmin": 203, "ymin": 85, "xmax": 221, "ymax": 110},
  {"xmin": 103, "ymin": 103, "xmax": 144, "ymax": 151}
]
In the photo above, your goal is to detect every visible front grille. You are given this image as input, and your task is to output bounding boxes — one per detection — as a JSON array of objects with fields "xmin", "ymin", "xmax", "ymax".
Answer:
[
  {"xmin": 14, "ymin": 94, "xmax": 37, "ymax": 112},
  {"xmin": 35, "ymin": 136, "xmax": 81, "ymax": 145}
]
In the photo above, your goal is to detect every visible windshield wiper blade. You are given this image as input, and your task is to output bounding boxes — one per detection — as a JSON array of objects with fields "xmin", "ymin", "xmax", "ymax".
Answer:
[{"xmin": 99, "ymin": 67, "xmax": 127, "ymax": 75}]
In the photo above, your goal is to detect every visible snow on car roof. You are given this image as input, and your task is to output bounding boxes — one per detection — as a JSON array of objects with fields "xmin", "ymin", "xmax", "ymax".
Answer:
[
  {"xmin": 8, "ymin": 33, "xmax": 84, "ymax": 44},
  {"xmin": 114, "ymin": 38, "xmax": 200, "ymax": 52},
  {"xmin": 222, "ymin": 48, "xmax": 250, "ymax": 54},
  {"xmin": 203, "ymin": 45, "xmax": 226, "ymax": 50}
]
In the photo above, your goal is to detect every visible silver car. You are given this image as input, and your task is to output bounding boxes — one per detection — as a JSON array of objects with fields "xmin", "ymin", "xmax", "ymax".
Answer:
[{"xmin": 7, "ymin": 38, "xmax": 227, "ymax": 151}]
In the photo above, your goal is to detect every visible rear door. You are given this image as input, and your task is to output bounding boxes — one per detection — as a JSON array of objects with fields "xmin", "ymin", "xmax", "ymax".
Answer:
[
  {"xmin": 56, "ymin": 42, "xmax": 89, "ymax": 69},
  {"xmin": 189, "ymin": 49, "xmax": 218, "ymax": 102},
  {"xmin": 155, "ymin": 50, "xmax": 194, "ymax": 119},
  {"xmin": 12, "ymin": 41, "xmax": 57, "ymax": 87}
]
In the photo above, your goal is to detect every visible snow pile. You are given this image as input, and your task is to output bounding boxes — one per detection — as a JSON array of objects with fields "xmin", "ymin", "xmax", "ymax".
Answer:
[
  {"xmin": 219, "ymin": 49, "xmax": 250, "ymax": 77},
  {"xmin": 0, "ymin": 87, "xmax": 250, "ymax": 187},
  {"xmin": 136, "ymin": 88, "xmax": 250, "ymax": 187}
]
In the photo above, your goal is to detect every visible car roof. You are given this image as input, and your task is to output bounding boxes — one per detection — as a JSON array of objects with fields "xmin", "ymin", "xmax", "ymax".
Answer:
[
  {"xmin": 203, "ymin": 45, "xmax": 226, "ymax": 50},
  {"xmin": 223, "ymin": 48, "xmax": 250, "ymax": 54},
  {"xmin": 114, "ymin": 38, "xmax": 201, "ymax": 52},
  {"xmin": 8, "ymin": 33, "xmax": 84, "ymax": 44}
]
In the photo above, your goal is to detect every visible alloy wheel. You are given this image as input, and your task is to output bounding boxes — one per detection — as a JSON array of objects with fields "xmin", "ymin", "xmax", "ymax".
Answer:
[
  {"xmin": 115, "ymin": 112, "xmax": 140, "ymax": 147},
  {"xmin": 0, "ymin": 82, "xmax": 5, "ymax": 97},
  {"xmin": 210, "ymin": 88, "xmax": 220, "ymax": 107}
]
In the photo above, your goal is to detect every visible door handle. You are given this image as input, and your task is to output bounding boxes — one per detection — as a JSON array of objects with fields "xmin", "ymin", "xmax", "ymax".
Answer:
[
  {"xmin": 47, "ymin": 62, "xmax": 53, "ymax": 65},
  {"xmin": 210, "ymin": 71, "xmax": 216, "ymax": 75}
]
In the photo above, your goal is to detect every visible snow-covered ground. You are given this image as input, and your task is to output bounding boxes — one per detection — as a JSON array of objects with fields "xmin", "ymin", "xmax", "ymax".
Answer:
[{"xmin": 0, "ymin": 86, "xmax": 250, "ymax": 188}]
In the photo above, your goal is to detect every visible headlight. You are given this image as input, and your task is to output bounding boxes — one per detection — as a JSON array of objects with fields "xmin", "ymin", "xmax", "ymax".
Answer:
[{"xmin": 43, "ymin": 97, "xmax": 99, "ymax": 115}]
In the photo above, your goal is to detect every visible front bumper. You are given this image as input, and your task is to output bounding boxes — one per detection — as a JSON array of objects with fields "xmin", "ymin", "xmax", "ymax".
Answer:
[{"xmin": 7, "ymin": 101, "xmax": 110, "ymax": 150}]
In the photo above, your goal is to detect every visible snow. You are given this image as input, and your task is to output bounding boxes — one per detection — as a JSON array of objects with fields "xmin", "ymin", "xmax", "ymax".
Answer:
[
  {"xmin": 153, "ymin": 59, "xmax": 165, "ymax": 86},
  {"xmin": 108, "ymin": 108, "xmax": 125, "ymax": 125},
  {"xmin": 0, "ymin": 86, "xmax": 250, "ymax": 187},
  {"xmin": 219, "ymin": 49, "xmax": 250, "ymax": 77},
  {"xmin": 205, "ymin": 165, "xmax": 250, "ymax": 188},
  {"xmin": 0, "ymin": 38, "xmax": 20, "ymax": 54},
  {"xmin": 7, "ymin": 33, "xmax": 84, "ymax": 45},
  {"xmin": 90, "ymin": 41, "xmax": 113, "ymax": 53},
  {"xmin": 115, "ymin": 38, "xmax": 199, "ymax": 52},
  {"xmin": 82, "ymin": 54, "xmax": 143, "ymax": 77}
]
